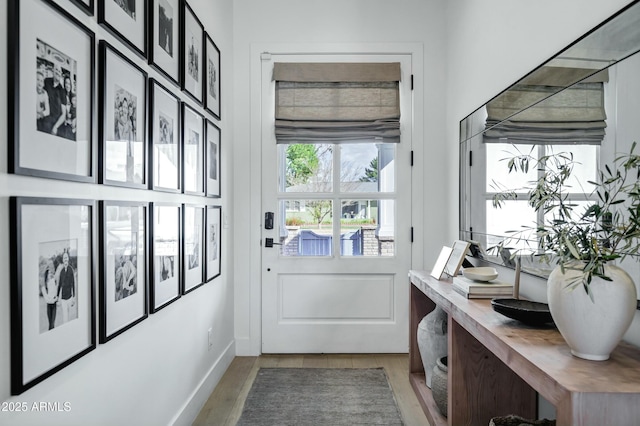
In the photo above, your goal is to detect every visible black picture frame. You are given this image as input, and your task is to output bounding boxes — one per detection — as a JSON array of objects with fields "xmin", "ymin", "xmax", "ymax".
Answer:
[
  {"xmin": 204, "ymin": 32, "xmax": 221, "ymax": 120},
  {"xmin": 206, "ymin": 119, "xmax": 221, "ymax": 198},
  {"xmin": 70, "ymin": 0, "xmax": 94, "ymax": 16},
  {"xmin": 206, "ymin": 205, "xmax": 221, "ymax": 282},
  {"xmin": 99, "ymin": 200, "xmax": 149, "ymax": 343},
  {"xmin": 182, "ymin": 102, "xmax": 205, "ymax": 195},
  {"xmin": 150, "ymin": 78, "xmax": 182, "ymax": 192},
  {"xmin": 183, "ymin": 204, "xmax": 205, "ymax": 294},
  {"xmin": 10, "ymin": 197, "xmax": 96, "ymax": 395},
  {"xmin": 181, "ymin": 0, "xmax": 204, "ymax": 105},
  {"xmin": 99, "ymin": 40, "xmax": 149, "ymax": 189},
  {"xmin": 8, "ymin": 0, "xmax": 96, "ymax": 183},
  {"xmin": 149, "ymin": 0, "xmax": 180, "ymax": 86},
  {"xmin": 98, "ymin": 0, "xmax": 148, "ymax": 59},
  {"xmin": 150, "ymin": 203, "xmax": 182, "ymax": 312}
]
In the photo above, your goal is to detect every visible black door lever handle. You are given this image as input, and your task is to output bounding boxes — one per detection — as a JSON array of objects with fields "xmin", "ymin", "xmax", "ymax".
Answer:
[{"xmin": 265, "ymin": 238, "xmax": 282, "ymax": 248}]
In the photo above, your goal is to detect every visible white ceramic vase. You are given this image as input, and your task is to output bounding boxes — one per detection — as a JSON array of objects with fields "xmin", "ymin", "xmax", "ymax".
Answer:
[{"xmin": 547, "ymin": 264, "xmax": 637, "ymax": 361}]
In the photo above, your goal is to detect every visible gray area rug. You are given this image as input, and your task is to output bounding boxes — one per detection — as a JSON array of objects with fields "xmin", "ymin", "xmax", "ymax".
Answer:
[{"xmin": 236, "ymin": 368, "xmax": 404, "ymax": 425}]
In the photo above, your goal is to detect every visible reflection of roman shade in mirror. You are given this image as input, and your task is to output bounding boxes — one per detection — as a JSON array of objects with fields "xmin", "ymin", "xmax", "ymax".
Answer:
[
  {"xmin": 272, "ymin": 62, "xmax": 401, "ymax": 143},
  {"xmin": 484, "ymin": 67, "xmax": 608, "ymax": 144},
  {"xmin": 459, "ymin": 1, "xmax": 640, "ymax": 145}
]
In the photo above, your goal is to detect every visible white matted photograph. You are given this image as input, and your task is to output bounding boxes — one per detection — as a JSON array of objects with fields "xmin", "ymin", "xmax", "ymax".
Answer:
[
  {"xmin": 206, "ymin": 205, "xmax": 221, "ymax": 281},
  {"xmin": 99, "ymin": 0, "xmax": 147, "ymax": 58},
  {"xmin": 10, "ymin": 0, "xmax": 95, "ymax": 182},
  {"xmin": 206, "ymin": 119, "xmax": 221, "ymax": 198},
  {"xmin": 100, "ymin": 201, "xmax": 148, "ymax": 343},
  {"xmin": 151, "ymin": 204, "xmax": 181, "ymax": 312},
  {"xmin": 182, "ymin": 103, "xmax": 204, "ymax": 195},
  {"xmin": 150, "ymin": 0, "xmax": 179, "ymax": 84},
  {"xmin": 183, "ymin": 205, "xmax": 205, "ymax": 294},
  {"xmin": 181, "ymin": 1, "xmax": 203, "ymax": 104},
  {"xmin": 10, "ymin": 197, "xmax": 95, "ymax": 395},
  {"xmin": 150, "ymin": 79, "xmax": 181, "ymax": 192},
  {"xmin": 100, "ymin": 41, "xmax": 147, "ymax": 189},
  {"xmin": 204, "ymin": 33, "xmax": 220, "ymax": 119}
]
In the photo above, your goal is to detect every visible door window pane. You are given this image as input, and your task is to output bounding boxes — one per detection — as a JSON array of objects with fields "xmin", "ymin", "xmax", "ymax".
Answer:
[
  {"xmin": 340, "ymin": 199, "xmax": 394, "ymax": 256},
  {"xmin": 340, "ymin": 143, "xmax": 395, "ymax": 192},
  {"xmin": 280, "ymin": 144, "xmax": 333, "ymax": 192},
  {"xmin": 280, "ymin": 199, "xmax": 333, "ymax": 257}
]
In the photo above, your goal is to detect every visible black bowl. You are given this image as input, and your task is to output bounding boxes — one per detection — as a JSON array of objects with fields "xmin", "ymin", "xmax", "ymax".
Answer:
[{"xmin": 491, "ymin": 298, "xmax": 554, "ymax": 326}]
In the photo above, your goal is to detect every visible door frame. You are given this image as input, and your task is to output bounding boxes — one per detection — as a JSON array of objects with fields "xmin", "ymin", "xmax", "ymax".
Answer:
[{"xmin": 238, "ymin": 42, "xmax": 424, "ymax": 356}]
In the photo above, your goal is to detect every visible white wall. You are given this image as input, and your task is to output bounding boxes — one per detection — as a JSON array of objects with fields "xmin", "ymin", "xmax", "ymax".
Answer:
[
  {"xmin": 0, "ymin": 1, "xmax": 235, "ymax": 425},
  {"xmin": 231, "ymin": 0, "xmax": 449, "ymax": 355}
]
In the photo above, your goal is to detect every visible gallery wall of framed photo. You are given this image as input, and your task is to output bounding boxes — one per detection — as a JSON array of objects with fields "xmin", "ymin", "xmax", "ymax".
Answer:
[{"xmin": 5, "ymin": 0, "xmax": 225, "ymax": 397}]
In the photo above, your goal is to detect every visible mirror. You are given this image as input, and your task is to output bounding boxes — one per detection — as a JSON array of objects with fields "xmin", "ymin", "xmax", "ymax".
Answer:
[{"xmin": 459, "ymin": 0, "xmax": 640, "ymax": 281}]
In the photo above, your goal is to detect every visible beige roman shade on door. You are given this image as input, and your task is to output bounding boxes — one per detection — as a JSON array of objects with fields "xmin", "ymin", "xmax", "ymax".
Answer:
[{"xmin": 273, "ymin": 62, "xmax": 401, "ymax": 143}]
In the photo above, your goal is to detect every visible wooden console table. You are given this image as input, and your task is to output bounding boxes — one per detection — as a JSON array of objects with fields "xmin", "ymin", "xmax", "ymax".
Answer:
[{"xmin": 409, "ymin": 270, "xmax": 640, "ymax": 426}]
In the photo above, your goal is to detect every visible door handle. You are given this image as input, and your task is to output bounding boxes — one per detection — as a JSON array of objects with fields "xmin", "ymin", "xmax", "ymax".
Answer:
[{"xmin": 265, "ymin": 238, "xmax": 282, "ymax": 248}]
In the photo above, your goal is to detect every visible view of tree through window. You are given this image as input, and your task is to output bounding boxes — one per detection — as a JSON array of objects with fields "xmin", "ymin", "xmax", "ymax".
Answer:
[{"xmin": 278, "ymin": 143, "xmax": 395, "ymax": 257}]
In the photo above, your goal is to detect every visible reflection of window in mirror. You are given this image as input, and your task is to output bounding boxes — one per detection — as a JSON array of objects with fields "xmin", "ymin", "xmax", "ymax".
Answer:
[{"xmin": 480, "ymin": 143, "xmax": 599, "ymax": 256}]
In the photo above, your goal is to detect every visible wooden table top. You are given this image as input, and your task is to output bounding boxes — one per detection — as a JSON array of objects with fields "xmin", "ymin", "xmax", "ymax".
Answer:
[{"xmin": 410, "ymin": 270, "xmax": 640, "ymax": 403}]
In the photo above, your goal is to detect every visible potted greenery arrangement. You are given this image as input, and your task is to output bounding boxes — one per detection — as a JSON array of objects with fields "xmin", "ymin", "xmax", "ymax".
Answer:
[{"xmin": 492, "ymin": 142, "xmax": 640, "ymax": 360}]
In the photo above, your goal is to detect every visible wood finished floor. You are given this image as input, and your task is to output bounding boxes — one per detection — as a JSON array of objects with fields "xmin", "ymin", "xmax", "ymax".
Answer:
[{"xmin": 193, "ymin": 354, "xmax": 430, "ymax": 426}]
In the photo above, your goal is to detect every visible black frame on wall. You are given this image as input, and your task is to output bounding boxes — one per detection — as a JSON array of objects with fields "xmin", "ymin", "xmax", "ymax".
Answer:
[
  {"xmin": 99, "ymin": 200, "xmax": 150, "ymax": 343},
  {"xmin": 10, "ymin": 196, "xmax": 97, "ymax": 395},
  {"xmin": 98, "ymin": 0, "xmax": 149, "ymax": 59},
  {"xmin": 98, "ymin": 40, "xmax": 149, "ymax": 189},
  {"xmin": 180, "ymin": 0, "xmax": 205, "ymax": 105},
  {"xmin": 8, "ymin": 0, "xmax": 96, "ymax": 183}
]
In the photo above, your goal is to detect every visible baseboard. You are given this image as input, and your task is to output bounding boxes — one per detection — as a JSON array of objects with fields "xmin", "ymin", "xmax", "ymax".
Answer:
[
  {"xmin": 235, "ymin": 336, "xmax": 261, "ymax": 356},
  {"xmin": 170, "ymin": 340, "xmax": 236, "ymax": 426}
]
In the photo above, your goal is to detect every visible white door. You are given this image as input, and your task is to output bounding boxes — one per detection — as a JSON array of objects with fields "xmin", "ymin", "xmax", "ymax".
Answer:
[{"xmin": 261, "ymin": 53, "xmax": 413, "ymax": 353}]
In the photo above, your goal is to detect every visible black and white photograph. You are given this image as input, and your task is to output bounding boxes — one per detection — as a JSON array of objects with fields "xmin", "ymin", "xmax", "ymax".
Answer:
[
  {"xmin": 99, "ymin": 41, "xmax": 148, "ymax": 189},
  {"xmin": 36, "ymin": 39, "xmax": 78, "ymax": 142},
  {"xmin": 100, "ymin": 202, "xmax": 148, "ymax": 343},
  {"xmin": 188, "ymin": 34, "xmax": 199, "ymax": 82},
  {"xmin": 206, "ymin": 119, "xmax": 221, "ymax": 198},
  {"xmin": 204, "ymin": 33, "xmax": 220, "ymax": 119},
  {"xmin": 158, "ymin": 0, "xmax": 173, "ymax": 56},
  {"xmin": 113, "ymin": 0, "xmax": 136, "ymax": 19},
  {"xmin": 150, "ymin": 79, "xmax": 181, "ymax": 192},
  {"xmin": 149, "ymin": 0, "xmax": 179, "ymax": 84},
  {"xmin": 10, "ymin": 197, "xmax": 95, "ymax": 395},
  {"xmin": 113, "ymin": 85, "xmax": 138, "ymax": 142},
  {"xmin": 151, "ymin": 204, "xmax": 181, "ymax": 312},
  {"xmin": 39, "ymin": 239, "xmax": 79, "ymax": 333},
  {"xmin": 181, "ymin": 1, "xmax": 203, "ymax": 104},
  {"xmin": 183, "ymin": 103, "xmax": 204, "ymax": 195},
  {"xmin": 206, "ymin": 205, "xmax": 221, "ymax": 281},
  {"xmin": 10, "ymin": 0, "xmax": 95, "ymax": 182},
  {"xmin": 99, "ymin": 0, "xmax": 147, "ymax": 58},
  {"xmin": 159, "ymin": 113, "xmax": 174, "ymax": 144},
  {"xmin": 183, "ymin": 205, "xmax": 205, "ymax": 294}
]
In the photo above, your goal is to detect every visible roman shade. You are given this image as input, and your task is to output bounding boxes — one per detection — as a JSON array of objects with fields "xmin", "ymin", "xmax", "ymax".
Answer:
[
  {"xmin": 484, "ymin": 67, "xmax": 608, "ymax": 144},
  {"xmin": 273, "ymin": 62, "xmax": 401, "ymax": 143}
]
